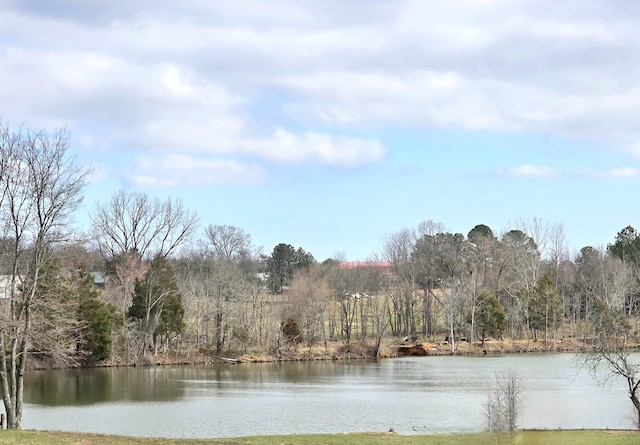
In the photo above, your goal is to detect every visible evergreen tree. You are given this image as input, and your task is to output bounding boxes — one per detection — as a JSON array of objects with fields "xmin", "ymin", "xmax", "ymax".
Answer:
[
  {"xmin": 75, "ymin": 270, "xmax": 121, "ymax": 363},
  {"xmin": 265, "ymin": 243, "xmax": 316, "ymax": 293},
  {"xmin": 127, "ymin": 256, "xmax": 184, "ymax": 357},
  {"xmin": 528, "ymin": 274, "xmax": 563, "ymax": 345},
  {"xmin": 473, "ymin": 291, "xmax": 507, "ymax": 347},
  {"xmin": 608, "ymin": 225, "xmax": 640, "ymax": 314}
]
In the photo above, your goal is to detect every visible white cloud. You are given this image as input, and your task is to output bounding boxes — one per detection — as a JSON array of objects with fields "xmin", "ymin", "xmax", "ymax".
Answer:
[
  {"xmin": 507, "ymin": 164, "xmax": 556, "ymax": 179},
  {"xmin": 4, "ymin": 0, "xmax": 640, "ymax": 184},
  {"xmin": 136, "ymin": 120, "xmax": 385, "ymax": 170},
  {"xmin": 126, "ymin": 155, "xmax": 268, "ymax": 186},
  {"xmin": 248, "ymin": 129, "xmax": 385, "ymax": 167},
  {"xmin": 607, "ymin": 167, "xmax": 640, "ymax": 178}
]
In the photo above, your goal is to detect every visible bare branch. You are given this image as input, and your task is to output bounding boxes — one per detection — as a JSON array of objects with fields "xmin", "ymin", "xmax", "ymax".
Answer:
[{"xmin": 90, "ymin": 190, "xmax": 199, "ymax": 260}]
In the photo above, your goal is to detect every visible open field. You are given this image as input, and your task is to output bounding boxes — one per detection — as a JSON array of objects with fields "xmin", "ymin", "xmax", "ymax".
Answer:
[{"xmin": 0, "ymin": 430, "xmax": 638, "ymax": 445}]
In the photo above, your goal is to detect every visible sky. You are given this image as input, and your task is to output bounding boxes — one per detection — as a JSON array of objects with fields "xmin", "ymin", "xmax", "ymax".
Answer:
[{"xmin": 2, "ymin": 0, "xmax": 640, "ymax": 261}]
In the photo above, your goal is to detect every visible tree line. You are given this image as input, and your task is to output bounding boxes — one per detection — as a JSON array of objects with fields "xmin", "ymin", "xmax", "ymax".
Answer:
[{"xmin": 2, "ymin": 123, "xmax": 640, "ymax": 428}]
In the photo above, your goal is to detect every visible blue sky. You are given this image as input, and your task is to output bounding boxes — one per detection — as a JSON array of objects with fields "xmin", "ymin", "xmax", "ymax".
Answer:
[{"xmin": 2, "ymin": 0, "xmax": 640, "ymax": 261}]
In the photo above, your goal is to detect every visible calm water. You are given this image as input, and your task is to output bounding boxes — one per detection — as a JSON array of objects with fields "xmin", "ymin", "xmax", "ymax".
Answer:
[{"xmin": 21, "ymin": 353, "xmax": 633, "ymax": 438}]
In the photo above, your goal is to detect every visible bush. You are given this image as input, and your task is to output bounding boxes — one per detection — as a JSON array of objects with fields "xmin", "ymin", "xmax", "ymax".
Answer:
[
  {"xmin": 282, "ymin": 317, "xmax": 303, "ymax": 344},
  {"xmin": 485, "ymin": 369, "xmax": 521, "ymax": 432}
]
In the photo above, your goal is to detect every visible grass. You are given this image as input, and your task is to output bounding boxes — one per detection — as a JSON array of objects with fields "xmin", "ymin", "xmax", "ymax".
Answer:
[{"xmin": 0, "ymin": 430, "xmax": 638, "ymax": 445}]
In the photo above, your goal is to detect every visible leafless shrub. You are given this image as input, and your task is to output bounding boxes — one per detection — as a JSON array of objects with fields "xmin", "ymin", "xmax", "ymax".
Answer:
[{"xmin": 485, "ymin": 369, "xmax": 521, "ymax": 432}]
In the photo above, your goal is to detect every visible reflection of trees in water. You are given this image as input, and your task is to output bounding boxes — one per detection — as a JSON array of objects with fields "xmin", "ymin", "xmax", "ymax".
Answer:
[
  {"xmin": 24, "ymin": 367, "xmax": 186, "ymax": 405},
  {"xmin": 25, "ymin": 369, "xmax": 111, "ymax": 406},
  {"xmin": 23, "ymin": 361, "xmax": 365, "ymax": 406}
]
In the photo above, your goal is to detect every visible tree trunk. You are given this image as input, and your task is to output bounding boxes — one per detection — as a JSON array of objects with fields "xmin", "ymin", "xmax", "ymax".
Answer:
[
  {"xmin": 631, "ymin": 396, "xmax": 640, "ymax": 429},
  {"xmin": 215, "ymin": 312, "xmax": 224, "ymax": 354},
  {"xmin": 629, "ymin": 381, "xmax": 640, "ymax": 429},
  {"xmin": 449, "ymin": 315, "xmax": 455, "ymax": 354}
]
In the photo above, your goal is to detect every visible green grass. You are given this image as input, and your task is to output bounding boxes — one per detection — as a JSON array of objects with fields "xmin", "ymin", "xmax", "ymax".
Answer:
[{"xmin": 0, "ymin": 430, "xmax": 637, "ymax": 445}]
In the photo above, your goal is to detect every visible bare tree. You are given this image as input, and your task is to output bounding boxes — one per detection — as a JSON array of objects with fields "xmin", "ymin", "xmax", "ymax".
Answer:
[
  {"xmin": 90, "ymin": 190, "xmax": 198, "ymax": 261},
  {"xmin": 579, "ymin": 298, "xmax": 640, "ymax": 429},
  {"xmin": 497, "ymin": 229, "xmax": 542, "ymax": 340},
  {"xmin": 89, "ymin": 191, "xmax": 197, "ymax": 361},
  {"xmin": 325, "ymin": 262, "xmax": 363, "ymax": 351},
  {"xmin": 430, "ymin": 232, "xmax": 473, "ymax": 352},
  {"xmin": 382, "ymin": 228, "xmax": 418, "ymax": 339},
  {"xmin": 203, "ymin": 224, "xmax": 254, "ymax": 265},
  {"xmin": 0, "ymin": 123, "xmax": 88, "ymax": 429},
  {"xmin": 288, "ymin": 266, "xmax": 332, "ymax": 351},
  {"xmin": 416, "ymin": 219, "xmax": 447, "ymax": 239},
  {"xmin": 485, "ymin": 369, "xmax": 521, "ymax": 432},
  {"xmin": 574, "ymin": 246, "xmax": 635, "ymax": 342}
]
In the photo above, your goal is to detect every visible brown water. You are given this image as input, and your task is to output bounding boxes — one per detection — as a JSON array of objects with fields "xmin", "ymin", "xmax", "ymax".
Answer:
[{"xmin": 21, "ymin": 353, "xmax": 633, "ymax": 437}]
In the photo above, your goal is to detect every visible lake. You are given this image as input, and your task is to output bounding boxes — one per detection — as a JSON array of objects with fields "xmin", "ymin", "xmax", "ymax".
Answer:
[{"xmin": 21, "ymin": 353, "xmax": 633, "ymax": 438}]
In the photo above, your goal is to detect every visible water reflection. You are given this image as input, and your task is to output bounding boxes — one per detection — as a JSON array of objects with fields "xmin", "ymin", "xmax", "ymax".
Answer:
[
  {"xmin": 21, "ymin": 354, "xmax": 636, "ymax": 438},
  {"xmin": 26, "ymin": 367, "xmax": 187, "ymax": 405},
  {"xmin": 25, "ymin": 361, "xmax": 358, "ymax": 405}
]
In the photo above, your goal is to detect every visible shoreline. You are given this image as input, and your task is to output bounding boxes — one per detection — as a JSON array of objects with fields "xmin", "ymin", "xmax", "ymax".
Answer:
[{"xmin": 40, "ymin": 336, "xmax": 600, "ymax": 370}]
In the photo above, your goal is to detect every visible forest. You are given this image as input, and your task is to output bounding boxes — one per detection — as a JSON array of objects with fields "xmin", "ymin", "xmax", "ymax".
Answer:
[{"xmin": 2, "ymin": 123, "xmax": 640, "ymax": 428}]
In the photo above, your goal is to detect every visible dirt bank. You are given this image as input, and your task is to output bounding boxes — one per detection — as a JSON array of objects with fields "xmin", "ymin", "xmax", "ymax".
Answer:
[
  {"xmin": 145, "ymin": 336, "xmax": 594, "ymax": 367},
  {"xmin": 29, "ymin": 336, "xmax": 602, "ymax": 370}
]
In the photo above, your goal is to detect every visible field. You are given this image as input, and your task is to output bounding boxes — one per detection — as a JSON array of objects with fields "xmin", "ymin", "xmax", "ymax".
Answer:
[{"xmin": 0, "ymin": 430, "xmax": 638, "ymax": 445}]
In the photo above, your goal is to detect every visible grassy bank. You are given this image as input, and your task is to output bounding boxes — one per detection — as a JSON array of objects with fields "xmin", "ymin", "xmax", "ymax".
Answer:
[
  {"xmin": 150, "ymin": 336, "xmax": 589, "ymax": 367},
  {"xmin": 0, "ymin": 430, "xmax": 638, "ymax": 445}
]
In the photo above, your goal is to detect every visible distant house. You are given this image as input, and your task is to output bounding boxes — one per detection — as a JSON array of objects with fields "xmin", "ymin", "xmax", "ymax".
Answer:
[{"xmin": 90, "ymin": 271, "xmax": 106, "ymax": 288}]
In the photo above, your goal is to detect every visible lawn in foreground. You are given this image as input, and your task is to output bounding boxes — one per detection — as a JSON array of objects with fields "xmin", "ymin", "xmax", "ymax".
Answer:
[{"xmin": 0, "ymin": 430, "xmax": 637, "ymax": 445}]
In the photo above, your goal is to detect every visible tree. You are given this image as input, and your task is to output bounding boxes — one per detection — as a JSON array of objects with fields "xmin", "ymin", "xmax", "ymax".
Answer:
[
  {"xmin": 174, "ymin": 252, "xmax": 240, "ymax": 354},
  {"xmin": 413, "ymin": 231, "xmax": 440, "ymax": 338},
  {"xmin": 430, "ymin": 232, "xmax": 473, "ymax": 352},
  {"xmin": 574, "ymin": 246, "xmax": 634, "ymax": 341},
  {"xmin": 33, "ymin": 261, "xmax": 121, "ymax": 366},
  {"xmin": 498, "ymin": 229, "xmax": 541, "ymax": 340},
  {"xmin": 608, "ymin": 225, "xmax": 640, "ymax": 266},
  {"xmin": 472, "ymin": 291, "xmax": 507, "ymax": 347},
  {"xmin": 203, "ymin": 224, "xmax": 257, "ymax": 271},
  {"xmin": 608, "ymin": 226, "xmax": 640, "ymax": 314},
  {"xmin": 265, "ymin": 243, "xmax": 315, "ymax": 293},
  {"xmin": 75, "ymin": 268, "xmax": 121, "ymax": 364},
  {"xmin": 127, "ymin": 256, "xmax": 184, "ymax": 361},
  {"xmin": 204, "ymin": 259, "xmax": 243, "ymax": 355},
  {"xmin": 382, "ymin": 228, "xmax": 419, "ymax": 340},
  {"xmin": 0, "ymin": 122, "xmax": 88, "ymax": 429},
  {"xmin": 77, "ymin": 296, "xmax": 120, "ymax": 363},
  {"xmin": 485, "ymin": 369, "xmax": 521, "ymax": 432},
  {"xmin": 90, "ymin": 190, "xmax": 199, "ymax": 261},
  {"xmin": 288, "ymin": 266, "xmax": 332, "ymax": 349},
  {"xmin": 24, "ymin": 254, "xmax": 81, "ymax": 368},
  {"xmin": 266, "ymin": 243, "xmax": 295, "ymax": 293},
  {"xmin": 467, "ymin": 224, "xmax": 498, "ymax": 294},
  {"xmin": 90, "ymin": 191, "xmax": 196, "ymax": 360},
  {"xmin": 580, "ymin": 298, "xmax": 640, "ymax": 429},
  {"xmin": 528, "ymin": 274, "xmax": 563, "ymax": 347},
  {"xmin": 466, "ymin": 225, "xmax": 499, "ymax": 342}
]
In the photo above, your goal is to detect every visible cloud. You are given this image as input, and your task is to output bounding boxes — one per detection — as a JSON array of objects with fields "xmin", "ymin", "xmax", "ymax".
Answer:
[
  {"xmin": 607, "ymin": 167, "xmax": 640, "ymax": 178},
  {"xmin": 126, "ymin": 155, "xmax": 268, "ymax": 187},
  {"xmin": 248, "ymin": 129, "xmax": 386, "ymax": 167},
  {"xmin": 4, "ymin": 0, "xmax": 640, "ymax": 184},
  {"xmin": 507, "ymin": 164, "xmax": 556, "ymax": 178}
]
